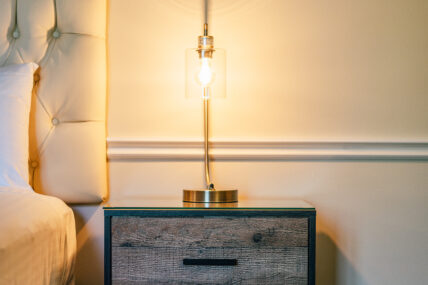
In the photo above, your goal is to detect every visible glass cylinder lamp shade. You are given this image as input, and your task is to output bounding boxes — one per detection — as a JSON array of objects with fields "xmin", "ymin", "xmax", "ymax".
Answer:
[{"xmin": 185, "ymin": 47, "xmax": 226, "ymax": 98}]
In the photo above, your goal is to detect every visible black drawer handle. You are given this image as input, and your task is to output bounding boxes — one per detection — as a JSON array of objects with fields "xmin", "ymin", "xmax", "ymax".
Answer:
[{"xmin": 183, "ymin": 259, "xmax": 238, "ymax": 266}]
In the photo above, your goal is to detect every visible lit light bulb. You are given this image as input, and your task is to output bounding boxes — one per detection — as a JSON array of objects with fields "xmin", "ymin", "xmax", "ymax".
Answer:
[{"xmin": 197, "ymin": 57, "xmax": 213, "ymax": 87}]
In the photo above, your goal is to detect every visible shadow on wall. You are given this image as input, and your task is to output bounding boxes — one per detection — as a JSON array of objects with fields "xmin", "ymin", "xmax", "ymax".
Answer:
[
  {"xmin": 73, "ymin": 206, "xmax": 104, "ymax": 285},
  {"xmin": 316, "ymin": 233, "xmax": 368, "ymax": 285}
]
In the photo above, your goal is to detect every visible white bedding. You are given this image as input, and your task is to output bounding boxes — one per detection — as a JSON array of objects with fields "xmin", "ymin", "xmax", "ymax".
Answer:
[{"xmin": 0, "ymin": 187, "xmax": 76, "ymax": 285}]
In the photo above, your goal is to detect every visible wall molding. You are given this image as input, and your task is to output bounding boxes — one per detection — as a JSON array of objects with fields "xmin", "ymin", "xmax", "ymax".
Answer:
[{"xmin": 107, "ymin": 138, "xmax": 428, "ymax": 161}]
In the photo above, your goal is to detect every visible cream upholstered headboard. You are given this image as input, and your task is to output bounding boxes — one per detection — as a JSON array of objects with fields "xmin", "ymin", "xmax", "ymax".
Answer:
[{"xmin": 0, "ymin": 0, "xmax": 107, "ymax": 203}]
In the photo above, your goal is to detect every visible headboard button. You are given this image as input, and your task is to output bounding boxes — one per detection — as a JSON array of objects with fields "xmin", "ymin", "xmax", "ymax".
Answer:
[
  {"xmin": 12, "ymin": 30, "xmax": 20, "ymax": 39},
  {"xmin": 34, "ymin": 73, "xmax": 40, "ymax": 85},
  {"xmin": 52, "ymin": 118, "xmax": 60, "ymax": 125},
  {"xmin": 53, "ymin": 30, "xmax": 60, "ymax": 38},
  {"xmin": 30, "ymin": 161, "xmax": 39, "ymax": 168}
]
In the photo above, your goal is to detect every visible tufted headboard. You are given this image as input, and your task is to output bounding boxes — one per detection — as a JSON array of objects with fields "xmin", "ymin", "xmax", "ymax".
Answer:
[{"xmin": 0, "ymin": 0, "xmax": 107, "ymax": 203}]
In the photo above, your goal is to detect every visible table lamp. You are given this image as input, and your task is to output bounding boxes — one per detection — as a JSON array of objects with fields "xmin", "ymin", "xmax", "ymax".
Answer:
[{"xmin": 183, "ymin": 0, "xmax": 238, "ymax": 203}]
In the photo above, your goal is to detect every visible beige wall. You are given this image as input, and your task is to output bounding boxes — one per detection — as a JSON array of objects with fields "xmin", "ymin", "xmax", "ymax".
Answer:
[
  {"xmin": 74, "ymin": 0, "xmax": 428, "ymax": 284},
  {"xmin": 108, "ymin": 0, "xmax": 428, "ymax": 140}
]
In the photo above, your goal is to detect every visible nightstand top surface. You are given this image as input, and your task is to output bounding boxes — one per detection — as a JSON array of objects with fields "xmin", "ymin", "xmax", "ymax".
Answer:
[{"xmin": 103, "ymin": 198, "xmax": 314, "ymax": 210}]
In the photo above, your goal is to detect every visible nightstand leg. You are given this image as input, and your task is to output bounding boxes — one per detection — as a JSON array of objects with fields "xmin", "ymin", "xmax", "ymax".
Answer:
[
  {"xmin": 308, "ymin": 214, "xmax": 316, "ymax": 285},
  {"xmin": 104, "ymin": 215, "xmax": 112, "ymax": 285}
]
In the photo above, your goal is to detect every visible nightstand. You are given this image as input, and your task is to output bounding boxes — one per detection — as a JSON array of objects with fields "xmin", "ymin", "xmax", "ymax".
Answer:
[{"xmin": 104, "ymin": 199, "xmax": 316, "ymax": 285}]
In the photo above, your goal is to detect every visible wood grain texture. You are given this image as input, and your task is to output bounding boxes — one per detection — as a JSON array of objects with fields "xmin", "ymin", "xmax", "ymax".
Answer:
[
  {"xmin": 112, "ymin": 216, "xmax": 308, "ymax": 248},
  {"xmin": 112, "ymin": 247, "xmax": 308, "ymax": 285}
]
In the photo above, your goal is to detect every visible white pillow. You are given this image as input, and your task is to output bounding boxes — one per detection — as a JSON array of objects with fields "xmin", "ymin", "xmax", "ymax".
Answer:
[{"xmin": 0, "ymin": 63, "xmax": 38, "ymax": 189}]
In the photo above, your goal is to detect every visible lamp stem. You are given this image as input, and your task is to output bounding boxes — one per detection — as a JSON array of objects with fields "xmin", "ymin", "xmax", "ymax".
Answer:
[
  {"xmin": 204, "ymin": 0, "xmax": 208, "ymax": 25},
  {"xmin": 203, "ymin": 0, "xmax": 209, "ymax": 35},
  {"xmin": 203, "ymin": 87, "xmax": 214, "ymax": 190}
]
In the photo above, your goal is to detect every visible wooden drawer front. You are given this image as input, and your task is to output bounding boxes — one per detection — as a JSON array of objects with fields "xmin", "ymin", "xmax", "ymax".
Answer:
[
  {"xmin": 112, "ymin": 216, "xmax": 308, "ymax": 248},
  {"xmin": 112, "ymin": 247, "xmax": 308, "ymax": 285},
  {"xmin": 111, "ymin": 216, "xmax": 309, "ymax": 284}
]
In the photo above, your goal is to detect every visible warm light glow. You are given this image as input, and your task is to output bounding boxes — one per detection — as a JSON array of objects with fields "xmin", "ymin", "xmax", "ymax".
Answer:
[
  {"xmin": 197, "ymin": 57, "xmax": 213, "ymax": 87},
  {"xmin": 185, "ymin": 48, "xmax": 225, "ymax": 98}
]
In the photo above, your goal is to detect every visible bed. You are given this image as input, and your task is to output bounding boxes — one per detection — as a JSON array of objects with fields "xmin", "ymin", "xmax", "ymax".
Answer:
[
  {"xmin": 0, "ymin": 187, "xmax": 75, "ymax": 284},
  {"xmin": 0, "ymin": 0, "xmax": 107, "ymax": 284}
]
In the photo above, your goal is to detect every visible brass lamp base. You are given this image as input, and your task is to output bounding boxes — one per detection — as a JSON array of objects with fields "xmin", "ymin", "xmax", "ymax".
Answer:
[{"xmin": 183, "ymin": 189, "xmax": 238, "ymax": 203}]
